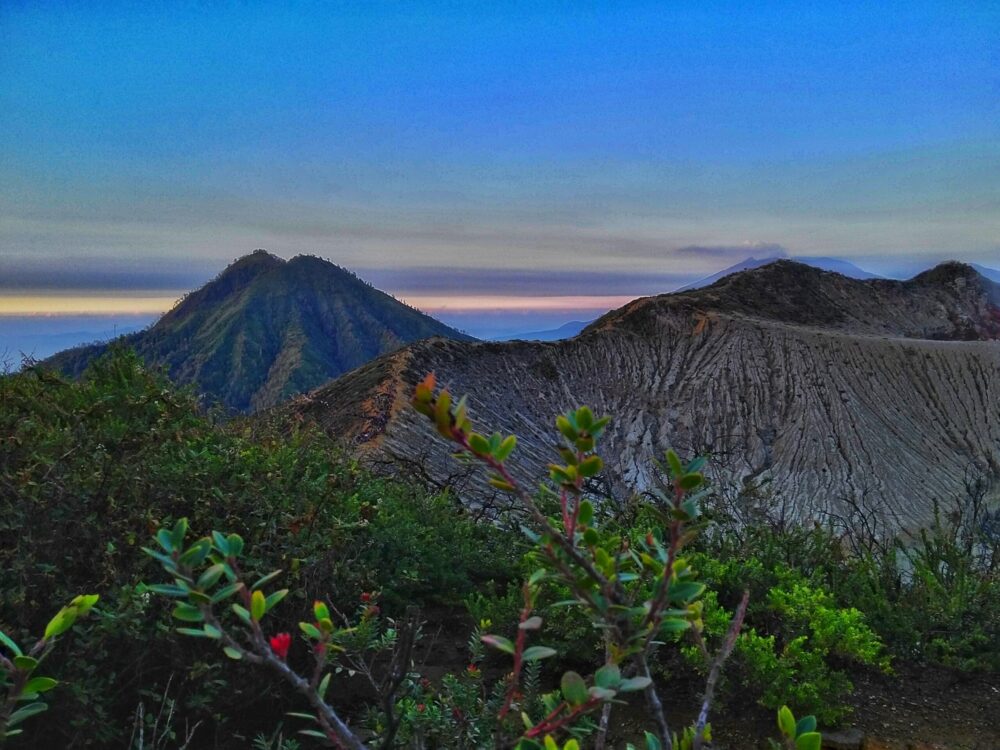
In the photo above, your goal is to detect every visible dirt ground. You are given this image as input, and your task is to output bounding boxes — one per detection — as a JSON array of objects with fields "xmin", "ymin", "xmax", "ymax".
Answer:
[{"xmin": 604, "ymin": 663, "xmax": 1000, "ymax": 749}]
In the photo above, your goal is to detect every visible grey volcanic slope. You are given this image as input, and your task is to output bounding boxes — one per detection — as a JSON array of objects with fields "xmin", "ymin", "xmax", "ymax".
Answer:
[{"xmin": 290, "ymin": 261, "xmax": 1000, "ymax": 527}]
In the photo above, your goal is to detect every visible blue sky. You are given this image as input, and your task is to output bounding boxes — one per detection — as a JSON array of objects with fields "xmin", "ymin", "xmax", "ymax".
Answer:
[{"xmin": 1, "ymin": 1, "xmax": 997, "ymax": 339}]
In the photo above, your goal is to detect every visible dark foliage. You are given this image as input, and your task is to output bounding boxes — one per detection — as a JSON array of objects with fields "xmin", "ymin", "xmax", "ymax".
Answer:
[{"xmin": 0, "ymin": 350, "xmax": 517, "ymax": 747}]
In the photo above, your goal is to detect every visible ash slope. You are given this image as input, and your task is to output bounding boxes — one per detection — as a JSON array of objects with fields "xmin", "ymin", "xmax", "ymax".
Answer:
[
  {"xmin": 45, "ymin": 251, "xmax": 474, "ymax": 413},
  {"xmin": 292, "ymin": 261, "xmax": 1000, "ymax": 527}
]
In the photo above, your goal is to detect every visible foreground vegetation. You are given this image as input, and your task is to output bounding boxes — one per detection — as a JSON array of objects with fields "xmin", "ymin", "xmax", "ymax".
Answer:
[{"xmin": 1, "ymin": 350, "xmax": 997, "ymax": 747}]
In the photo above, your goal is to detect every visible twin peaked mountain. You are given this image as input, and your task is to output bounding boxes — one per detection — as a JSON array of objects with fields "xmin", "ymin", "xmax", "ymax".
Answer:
[{"xmin": 46, "ymin": 251, "xmax": 473, "ymax": 412}]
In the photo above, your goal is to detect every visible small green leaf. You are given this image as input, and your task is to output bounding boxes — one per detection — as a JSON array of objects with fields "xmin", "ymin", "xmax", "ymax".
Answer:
[
  {"xmin": 577, "ymin": 500, "xmax": 594, "ymax": 526},
  {"xmin": 685, "ymin": 456, "xmax": 707, "ymax": 473},
  {"xmin": 318, "ymin": 672, "xmax": 331, "ymax": 699},
  {"xmin": 141, "ymin": 547, "xmax": 177, "ymax": 570},
  {"xmin": 210, "ymin": 582, "xmax": 243, "ymax": 604},
  {"xmin": 795, "ymin": 733, "xmax": 822, "ymax": 750},
  {"xmin": 178, "ymin": 539, "xmax": 211, "ymax": 567},
  {"xmin": 594, "ymin": 663, "xmax": 621, "ymax": 688},
  {"xmin": 176, "ymin": 627, "xmax": 212, "ymax": 638},
  {"xmin": 0, "ymin": 629, "xmax": 22, "ymax": 657},
  {"xmin": 644, "ymin": 731, "xmax": 662, "ymax": 750},
  {"xmin": 480, "ymin": 634, "xmax": 515, "ymax": 654},
  {"xmin": 22, "ymin": 677, "xmax": 57, "ymax": 694},
  {"xmin": 617, "ymin": 676, "xmax": 652, "ymax": 692},
  {"xmin": 251, "ymin": 570, "xmax": 283, "ymax": 591},
  {"xmin": 223, "ymin": 647, "xmax": 243, "ymax": 660},
  {"xmin": 169, "ymin": 518, "xmax": 189, "ymax": 549},
  {"xmin": 588, "ymin": 685, "xmax": 617, "ymax": 701},
  {"xmin": 232, "ymin": 604, "xmax": 251, "ymax": 624},
  {"xmin": 796, "ymin": 716, "xmax": 817, "ymax": 736},
  {"xmin": 299, "ymin": 622, "xmax": 322, "ymax": 639},
  {"xmin": 660, "ymin": 617, "xmax": 692, "ymax": 634},
  {"xmin": 667, "ymin": 581, "xmax": 705, "ymax": 604},
  {"xmin": 777, "ymin": 706, "xmax": 796, "ymax": 738},
  {"xmin": 43, "ymin": 608, "xmax": 77, "ymax": 639},
  {"xmin": 172, "ymin": 604, "xmax": 204, "ymax": 622},
  {"xmin": 578, "ymin": 455, "xmax": 603, "ymax": 477},
  {"xmin": 7, "ymin": 701, "xmax": 47, "ymax": 727},
  {"xmin": 251, "ymin": 590, "xmax": 266, "ymax": 621},
  {"xmin": 156, "ymin": 528, "xmax": 174, "ymax": 552},
  {"xmin": 197, "ymin": 564, "xmax": 226, "ymax": 590},
  {"xmin": 468, "ymin": 433, "xmax": 491, "ymax": 455},
  {"xmin": 12, "ymin": 655, "xmax": 38, "ymax": 672},
  {"xmin": 678, "ymin": 473, "xmax": 703, "ymax": 490},
  {"xmin": 264, "ymin": 589, "xmax": 288, "ymax": 613},
  {"xmin": 560, "ymin": 671, "xmax": 588, "ymax": 706},
  {"xmin": 556, "ymin": 415, "xmax": 577, "ymax": 442},
  {"xmin": 226, "ymin": 534, "xmax": 244, "ymax": 557},
  {"xmin": 665, "ymin": 449, "xmax": 684, "ymax": 478},
  {"xmin": 211, "ymin": 531, "xmax": 230, "ymax": 555},
  {"xmin": 519, "ymin": 616, "xmax": 543, "ymax": 630},
  {"xmin": 495, "ymin": 435, "xmax": 517, "ymax": 461},
  {"xmin": 488, "ymin": 477, "xmax": 516, "ymax": 492},
  {"xmin": 521, "ymin": 646, "xmax": 557, "ymax": 662}
]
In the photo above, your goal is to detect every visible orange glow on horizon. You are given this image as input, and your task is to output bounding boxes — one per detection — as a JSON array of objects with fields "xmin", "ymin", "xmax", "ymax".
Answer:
[
  {"xmin": 398, "ymin": 294, "xmax": 639, "ymax": 312},
  {"xmin": 0, "ymin": 294, "xmax": 181, "ymax": 316},
  {"xmin": 0, "ymin": 292, "xmax": 640, "ymax": 316}
]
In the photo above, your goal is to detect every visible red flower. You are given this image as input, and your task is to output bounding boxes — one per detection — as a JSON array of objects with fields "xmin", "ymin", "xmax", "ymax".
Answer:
[
  {"xmin": 416, "ymin": 703, "xmax": 426, "ymax": 713},
  {"xmin": 360, "ymin": 591, "xmax": 373, "ymax": 603},
  {"xmin": 269, "ymin": 632, "xmax": 292, "ymax": 660}
]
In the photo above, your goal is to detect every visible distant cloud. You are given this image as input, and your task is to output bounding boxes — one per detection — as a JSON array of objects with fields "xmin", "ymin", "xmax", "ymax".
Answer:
[
  {"xmin": 0, "ymin": 257, "xmax": 217, "ymax": 292},
  {"xmin": 360, "ymin": 267, "xmax": 697, "ymax": 297}
]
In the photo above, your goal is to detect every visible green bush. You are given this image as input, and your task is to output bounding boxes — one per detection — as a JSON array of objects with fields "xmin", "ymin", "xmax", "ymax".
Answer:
[
  {"xmin": 697, "ymin": 485, "xmax": 1000, "ymax": 674},
  {"xmin": 0, "ymin": 350, "xmax": 519, "ymax": 747}
]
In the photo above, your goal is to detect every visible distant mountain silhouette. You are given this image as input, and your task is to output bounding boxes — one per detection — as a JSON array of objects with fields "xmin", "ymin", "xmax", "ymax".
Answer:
[
  {"xmin": 677, "ymin": 255, "xmax": 879, "ymax": 291},
  {"xmin": 494, "ymin": 320, "xmax": 593, "ymax": 342},
  {"xmin": 45, "ymin": 251, "xmax": 474, "ymax": 412},
  {"xmin": 972, "ymin": 263, "xmax": 1000, "ymax": 283}
]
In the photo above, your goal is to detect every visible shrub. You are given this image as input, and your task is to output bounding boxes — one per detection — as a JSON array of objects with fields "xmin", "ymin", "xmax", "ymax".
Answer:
[
  {"xmin": 136, "ymin": 374, "xmax": 817, "ymax": 749},
  {"xmin": 0, "ymin": 351, "xmax": 519, "ymax": 746}
]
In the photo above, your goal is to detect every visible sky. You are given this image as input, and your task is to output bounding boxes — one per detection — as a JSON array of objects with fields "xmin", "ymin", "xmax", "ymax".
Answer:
[{"xmin": 1, "ymin": 1, "xmax": 998, "ymax": 348}]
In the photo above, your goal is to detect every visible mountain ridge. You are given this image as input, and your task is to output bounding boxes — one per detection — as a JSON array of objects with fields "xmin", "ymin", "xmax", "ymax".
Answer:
[
  {"xmin": 289, "ymin": 260, "xmax": 1000, "ymax": 528},
  {"xmin": 676, "ymin": 254, "xmax": 880, "ymax": 292}
]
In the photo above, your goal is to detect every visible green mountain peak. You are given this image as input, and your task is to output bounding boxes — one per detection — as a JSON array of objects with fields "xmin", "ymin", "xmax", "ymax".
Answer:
[{"xmin": 45, "ymin": 252, "xmax": 474, "ymax": 412}]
